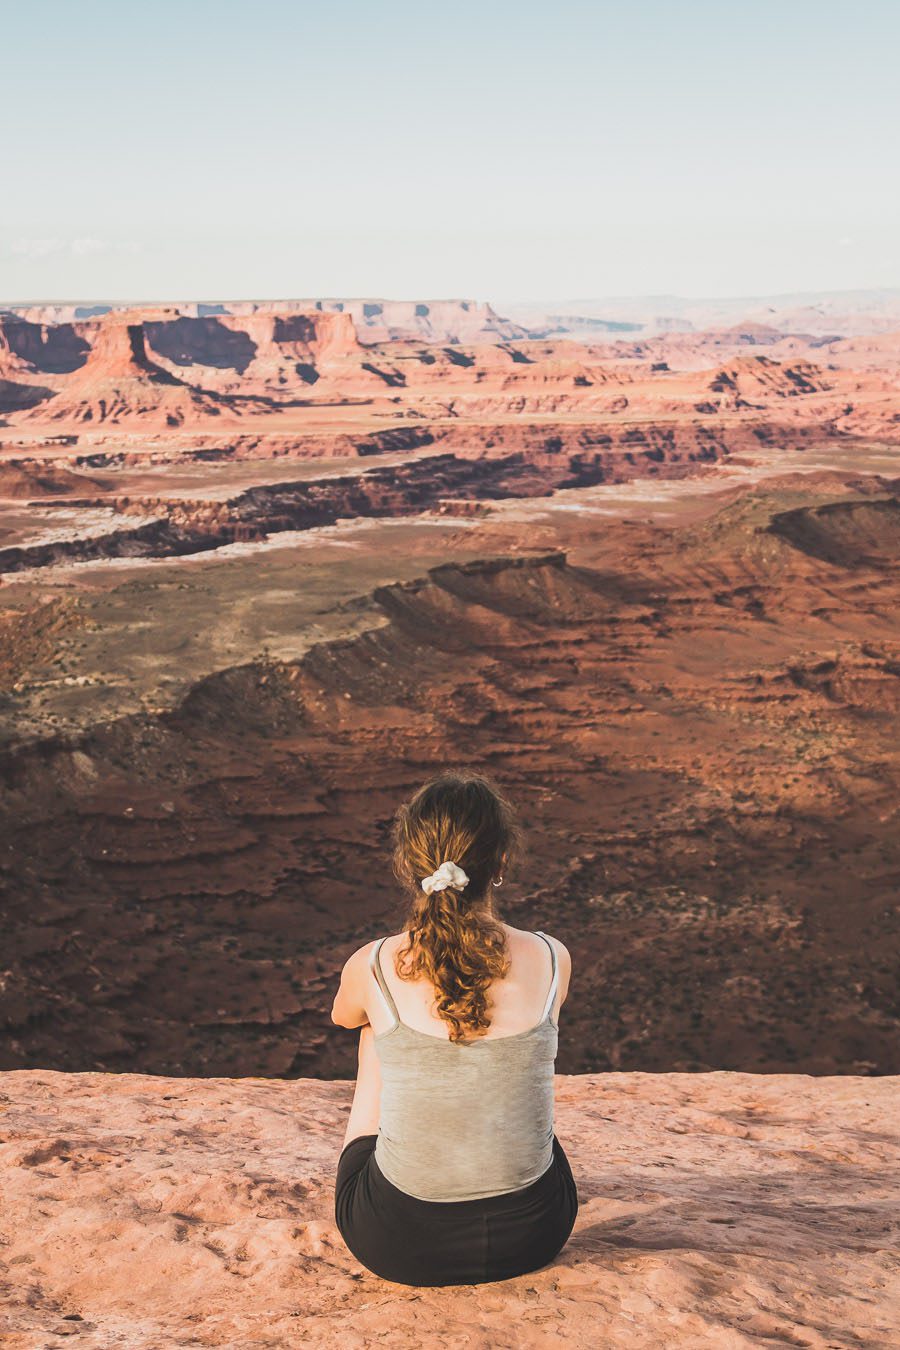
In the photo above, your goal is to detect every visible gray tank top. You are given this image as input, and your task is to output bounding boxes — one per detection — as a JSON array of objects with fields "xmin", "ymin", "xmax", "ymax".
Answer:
[{"xmin": 370, "ymin": 930, "xmax": 559, "ymax": 1202}]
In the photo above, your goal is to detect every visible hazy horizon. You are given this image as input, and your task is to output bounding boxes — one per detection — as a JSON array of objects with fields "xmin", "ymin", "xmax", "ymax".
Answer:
[{"xmin": 5, "ymin": 285, "xmax": 900, "ymax": 310}]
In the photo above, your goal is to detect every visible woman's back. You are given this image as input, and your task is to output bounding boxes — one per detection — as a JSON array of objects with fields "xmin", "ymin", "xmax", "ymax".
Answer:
[
  {"xmin": 370, "ymin": 927, "xmax": 565, "ymax": 1201},
  {"xmin": 334, "ymin": 772, "xmax": 579, "ymax": 1286},
  {"xmin": 368, "ymin": 925, "xmax": 568, "ymax": 1042}
]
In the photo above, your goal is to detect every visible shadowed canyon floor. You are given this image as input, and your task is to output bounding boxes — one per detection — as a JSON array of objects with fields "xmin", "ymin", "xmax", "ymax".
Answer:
[
  {"xmin": 0, "ymin": 1068, "xmax": 897, "ymax": 1348},
  {"xmin": 1, "ymin": 303, "xmax": 899, "ymax": 1082}
]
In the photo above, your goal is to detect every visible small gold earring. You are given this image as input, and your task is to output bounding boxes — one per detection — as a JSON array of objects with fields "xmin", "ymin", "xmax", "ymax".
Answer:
[{"xmin": 491, "ymin": 875, "xmax": 503, "ymax": 887}]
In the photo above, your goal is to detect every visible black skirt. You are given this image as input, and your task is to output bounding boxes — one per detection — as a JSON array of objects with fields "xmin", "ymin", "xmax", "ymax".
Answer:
[{"xmin": 334, "ymin": 1132, "xmax": 579, "ymax": 1287}]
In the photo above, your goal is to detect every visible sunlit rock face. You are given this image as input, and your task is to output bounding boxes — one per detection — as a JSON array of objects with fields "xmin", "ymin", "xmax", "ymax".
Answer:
[{"xmin": 0, "ymin": 1068, "xmax": 896, "ymax": 1346}]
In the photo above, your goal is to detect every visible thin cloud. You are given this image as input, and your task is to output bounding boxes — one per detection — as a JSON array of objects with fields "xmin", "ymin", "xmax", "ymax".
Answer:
[{"xmin": 10, "ymin": 238, "xmax": 142, "ymax": 259}]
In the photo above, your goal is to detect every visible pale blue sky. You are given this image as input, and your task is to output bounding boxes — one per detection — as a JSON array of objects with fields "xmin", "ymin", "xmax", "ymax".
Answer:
[{"xmin": 3, "ymin": 0, "xmax": 898, "ymax": 301}]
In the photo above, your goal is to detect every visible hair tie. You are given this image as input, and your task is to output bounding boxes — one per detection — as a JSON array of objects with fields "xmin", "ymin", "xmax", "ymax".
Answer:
[{"xmin": 421, "ymin": 860, "xmax": 469, "ymax": 895}]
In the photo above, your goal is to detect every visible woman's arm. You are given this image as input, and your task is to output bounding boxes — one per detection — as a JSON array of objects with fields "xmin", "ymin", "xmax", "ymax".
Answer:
[{"xmin": 330, "ymin": 940, "xmax": 376, "ymax": 1029}]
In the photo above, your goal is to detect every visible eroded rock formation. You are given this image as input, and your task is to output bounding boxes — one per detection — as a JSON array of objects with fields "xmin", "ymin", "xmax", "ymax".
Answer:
[
  {"xmin": 3, "ymin": 304, "xmax": 899, "ymax": 440},
  {"xmin": 1, "ymin": 301, "xmax": 898, "ymax": 1088}
]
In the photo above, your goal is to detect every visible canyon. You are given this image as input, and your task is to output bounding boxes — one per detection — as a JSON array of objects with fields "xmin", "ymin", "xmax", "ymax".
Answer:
[{"xmin": 1, "ymin": 298, "xmax": 898, "ymax": 1082}]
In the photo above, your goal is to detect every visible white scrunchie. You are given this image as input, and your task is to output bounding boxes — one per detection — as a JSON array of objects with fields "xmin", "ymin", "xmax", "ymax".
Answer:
[{"xmin": 421, "ymin": 860, "xmax": 469, "ymax": 895}]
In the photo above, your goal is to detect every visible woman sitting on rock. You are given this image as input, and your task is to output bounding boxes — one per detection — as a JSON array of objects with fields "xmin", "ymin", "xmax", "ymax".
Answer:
[{"xmin": 331, "ymin": 769, "xmax": 578, "ymax": 1286}]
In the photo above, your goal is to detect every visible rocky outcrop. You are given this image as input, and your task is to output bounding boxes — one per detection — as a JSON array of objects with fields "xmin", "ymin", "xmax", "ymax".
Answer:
[
  {"xmin": 0, "ymin": 1068, "xmax": 896, "ymax": 1347},
  {"xmin": 4, "ymin": 303, "xmax": 898, "ymax": 439},
  {"xmin": 0, "ymin": 460, "xmax": 107, "ymax": 500},
  {"xmin": 0, "ymin": 378, "xmax": 55, "ymax": 413},
  {"xmin": 0, "ymin": 316, "xmax": 90, "ymax": 373},
  {"xmin": 768, "ymin": 497, "xmax": 900, "ymax": 568},
  {"xmin": 197, "ymin": 297, "xmax": 532, "ymax": 344},
  {"xmin": 0, "ymin": 442, "xmax": 726, "ymax": 574}
]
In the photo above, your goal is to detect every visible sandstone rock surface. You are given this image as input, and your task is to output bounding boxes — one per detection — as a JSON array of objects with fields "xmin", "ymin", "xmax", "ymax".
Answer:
[{"xmin": 0, "ymin": 1069, "xmax": 897, "ymax": 1348}]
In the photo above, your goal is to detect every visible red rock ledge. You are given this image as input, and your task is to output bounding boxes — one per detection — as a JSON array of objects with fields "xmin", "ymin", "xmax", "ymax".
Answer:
[{"xmin": 0, "ymin": 1070, "xmax": 897, "ymax": 1347}]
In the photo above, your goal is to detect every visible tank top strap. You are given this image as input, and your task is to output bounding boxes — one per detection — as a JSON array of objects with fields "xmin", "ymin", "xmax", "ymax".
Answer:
[
  {"xmin": 370, "ymin": 936, "xmax": 400, "ymax": 1027},
  {"xmin": 534, "ymin": 930, "xmax": 559, "ymax": 1022}
]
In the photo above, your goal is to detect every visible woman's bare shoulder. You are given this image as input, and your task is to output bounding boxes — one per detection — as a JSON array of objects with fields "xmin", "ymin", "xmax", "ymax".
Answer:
[
  {"xmin": 500, "ymin": 921, "xmax": 566, "ymax": 944},
  {"xmin": 369, "ymin": 930, "xmax": 412, "ymax": 965},
  {"xmin": 542, "ymin": 931, "xmax": 572, "ymax": 978},
  {"xmin": 501, "ymin": 923, "xmax": 571, "ymax": 965},
  {"xmin": 340, "ymin": 931, "xmax": 405, "ymax": 970}
]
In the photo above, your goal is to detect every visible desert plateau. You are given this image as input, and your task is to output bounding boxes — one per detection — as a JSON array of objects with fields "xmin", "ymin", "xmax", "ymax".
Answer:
[{"xmin": 0, "ymin": 294, "xmax": 898, "ymax": 1086}]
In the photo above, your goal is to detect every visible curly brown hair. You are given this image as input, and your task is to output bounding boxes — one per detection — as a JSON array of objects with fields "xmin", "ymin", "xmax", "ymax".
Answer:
[{"xmin": 390, "ymin": 769, "xmax": 525, "ymax": 1043}]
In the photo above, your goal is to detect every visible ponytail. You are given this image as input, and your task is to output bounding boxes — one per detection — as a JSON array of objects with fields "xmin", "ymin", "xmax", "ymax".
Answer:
[{"xmin": 390, "ymin": 771, "xmax": 523, "ymax": 1042}]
